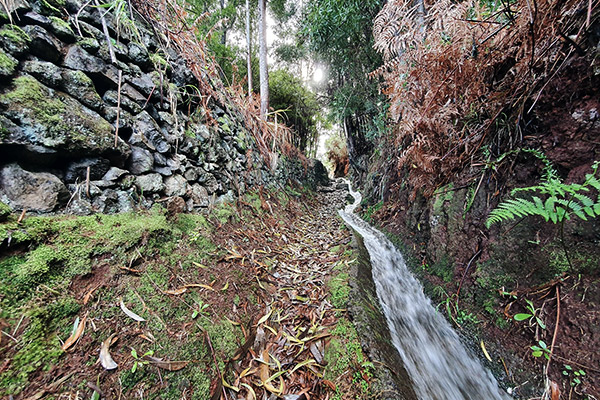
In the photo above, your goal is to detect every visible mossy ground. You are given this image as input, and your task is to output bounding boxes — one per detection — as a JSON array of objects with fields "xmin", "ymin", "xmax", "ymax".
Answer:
[{"xmin": 0, "ymin": 187, "xmax": 373, "ymax": 399}]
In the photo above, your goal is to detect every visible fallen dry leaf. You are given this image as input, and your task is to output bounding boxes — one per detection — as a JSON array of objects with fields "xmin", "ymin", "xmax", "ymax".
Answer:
[
  {"xmin": 99, "ymin": 334, "xmax": 118, "ymax": 370},
  {"xmin": 145, "ymin": 356, "xmax": 189, "ymax": 371},
  {"xmin": 62, "ymin": 314, "xmax": 87, "ymax": 351},
  {"xmin": 119, "ymin": 298, "xmax": 146, "ymax": 322}
]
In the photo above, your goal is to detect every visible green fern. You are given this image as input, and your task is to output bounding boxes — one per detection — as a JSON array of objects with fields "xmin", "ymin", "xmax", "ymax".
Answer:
[{"xmin": 486, "ymin": 161, "xmax": 600, "ymax": 228}]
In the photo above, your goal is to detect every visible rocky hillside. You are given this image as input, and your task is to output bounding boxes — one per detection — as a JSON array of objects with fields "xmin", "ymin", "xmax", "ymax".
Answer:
[{"xmin": 0, "ymin": 0, "xmax": 322, "ymax": 216}]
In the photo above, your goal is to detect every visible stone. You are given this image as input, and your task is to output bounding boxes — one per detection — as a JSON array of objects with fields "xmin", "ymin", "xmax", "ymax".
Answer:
[
  {"xmin": 103, "ymin": 90, "xmax": 142, "ymax": 114},
  {"xmin": 65, "ymin": 157, "xmax": 110, "ymax": 183},
  {"xmin": 93, "ymin": 189, "xmax": 135, "ymax": 213},
  {"xmin": 0, "ymin": 75, "xmax": 130, "ymax": 162},
  {"xmin": 127, "ymin": 146, "xmax": 153, "ymax": 174},
  {"xmin": 22, "ymin": 59, "xmax": 62, "ymax": 87},
  {"xmin": 166, "ymin": 156, "xmax": 182, "ymax": 172},
  {"xmin": 63, "ymin": 45, "xmax": 105, "ymax": 73},
  {"xmin": 130, "ymin": 111, "xmax": 170, "ymax": 153},
  {"xmin": 102, "ymin": 166, "xmax": 128, "ymax": 181},
  {"xmin": 190, "ymin": 183, "xmax": 209, "ymax": 207},
  {"xmin": 153, "ymin": 166, "xmax": 173, "ymax": 176},
  {"xmin": 61, "ymin": 69, "xmax": 103, "ymax": 111},
  {"xmin": 164, "ymin": 174, "xmax": 187, "ymax": 197},
  {"xmin": 23, "ymin": 11, "xmax": 51, "ymax": 28},
  {"xmin": 135, "ymin": 173, "xmax": 164, "ymax": 193},
  {"xmin": 0, "ymin": 24, "xmax": 31, "ymax": 57},
  {"xmin": 153, "ymin": 152, "xmax": 167, "ymax": 166},
  {"xmin": 166, "ymin": 196, "xmax": 186, "ymax": 216},
  {"xmin": 198, "ymin": 172, "xmax": 219, "ymax": 194},
  {"xmin": 184, "ymin": 167, "xmax": 199, "ymax": 182},
  {"xmin": 24, "ymin": 25, "xmax": 62, "ymax": 63},
  {"xmin": 121, "ymin": 83, "xmax": 146, "ymax": 102},
  {"xmin": 77, "ymin": 36, "xmax": 100, "ymax": 54},
  {"xmin": 48, "ymin": 16, "xmax": 76, "ymax": 42},
  {"xmin": 66, "ymin": 197, "xmax": 93, "ymax": 215},
  {"xmin": 35, "ymin": 0, "xmax": 68, "ymax": 17},
  {"xmin": 0, "ymin": 163, "xmax": 69, "ymax": 212},
  {"xmin": 128, "ymin": 41, "xmax": 150, "ymax": 68},
  {"xmin": 128, "ymin": 73, "xmax": 156, "ymax": 98},
  {"xmin": 0, "ymin": 48, "xmax": 18, "ymax": 78}
]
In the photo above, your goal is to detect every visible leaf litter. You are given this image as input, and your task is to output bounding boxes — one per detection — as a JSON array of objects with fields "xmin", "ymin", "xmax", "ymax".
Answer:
[{"xmin": 1, "ymin": 184, "xmax": 371, "ymax": 399}]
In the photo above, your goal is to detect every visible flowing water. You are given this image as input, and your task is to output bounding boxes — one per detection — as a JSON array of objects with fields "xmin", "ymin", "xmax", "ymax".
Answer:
[{"xmin": 339, "ymin": 181, "xmax": 511, "ymax": 400}]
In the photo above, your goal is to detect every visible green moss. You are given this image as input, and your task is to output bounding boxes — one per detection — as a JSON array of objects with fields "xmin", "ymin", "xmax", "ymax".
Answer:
[
  {"xmin": 432, "ymin": 183, "xmax": 454, "ymax": 215},
  {"xmin": 39, "ymin": 0, "xmax": 67, "ymax": 16},
  {"xmin": 48, "ymin": 16, "xmax": 75, "ymax": 37},
  {"xmin": 0, "ymin": 296, "xmax": 80, "ymax": 394},
  {"xmin": 429, "ymin": 254, "xmax": 454, "ymax": 282},
  {"xmin": 0, "ymin": 75, "xmax": 114, "ymax": 150},
  {"xmin": 328, "ymin": 272, "xmax": 350, "ymax": 309},
  {"xmin": 0, "ymin": 48, "xmax": 17, "ymax": 75},
  {"xmin": 0, "ymin": 25, "xmax": 30, "ymax": 46},
  {"xmin": 0, "ymin": 200, "xmax": 10, "ymax": 221}
]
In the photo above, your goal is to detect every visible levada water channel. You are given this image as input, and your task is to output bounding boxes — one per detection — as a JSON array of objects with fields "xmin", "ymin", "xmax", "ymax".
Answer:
[{"xmin": 339, "ymin": 181, "xmax": 511, "ymax": 400}]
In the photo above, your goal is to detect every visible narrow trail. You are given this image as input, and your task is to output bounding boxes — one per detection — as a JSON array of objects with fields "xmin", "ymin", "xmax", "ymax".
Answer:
[{"xmin": 212, "ymin": 181, "xmax": 368, "ymax": 398}]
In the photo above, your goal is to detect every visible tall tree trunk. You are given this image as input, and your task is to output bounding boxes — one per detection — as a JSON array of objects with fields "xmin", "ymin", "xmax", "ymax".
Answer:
[
  {"xmin": 245, "ymin": 0, "xmax": 253, "ymax": 96},
  {"xmin": 220, "ymin": 0, "xmax": 227, "ymax": 45},
  {"xmin": 258, "ymin": 0, "xmax": 269, "ymax": 120}
]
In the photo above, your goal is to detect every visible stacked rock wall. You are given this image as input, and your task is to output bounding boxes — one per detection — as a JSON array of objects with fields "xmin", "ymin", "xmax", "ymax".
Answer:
[{"xmin": 0, "ymin": 0, "xmax": 308, "ymax": 215}]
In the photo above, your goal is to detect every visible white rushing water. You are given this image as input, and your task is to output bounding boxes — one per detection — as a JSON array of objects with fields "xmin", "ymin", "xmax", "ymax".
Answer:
[{"xmin": 339, "ymin": 180, "xmax": 511, "ymax": 400}]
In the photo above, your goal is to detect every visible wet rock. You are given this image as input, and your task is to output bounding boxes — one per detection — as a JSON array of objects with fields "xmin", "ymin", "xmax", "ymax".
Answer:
[
  {"xmin": 131, "ymin": 111, "xmax": 170, "ymax": 153},
  {"xmin": 93, "ymin": 189, "xmax": 134, "ymax": 213},
  {"xmin": 153, "ymin": 152, "xmax": 167, "ymax": 166},
  {"xmin": 102, "ymin": 166, "xmax": 128, "ymax": 182},
  {"xmin": 0, "ymin": 24, "xmax": 31, "ymax": 57},
  {"xmin": 121, "ymin": 83, "xmax": 146, "ymax": 103},
  {"xmin": 184, "ymin": 167, "xmax": 199, "ymax": 182},
  {"xmin": 128, "ymin": 41, "xmax": 150, "ymax": 68},
  {"xmin": 0, "ymin": 163, "xmax": 69, "ymax": 212},
  {"xmin": 153, "ymin": 166, "xmax": 173, "ymax": 176},
  {"xmin": 77, "ymin": 36, "xmax": 100, "ymax": 54},
  {"xmin": 63, "ymin": 45, "xmax": 105, "ymax": 73},
  {"xmin": 48, "ymin": 16, "xmax": 76, "ymax": 42},
  {"xmin": 0, "ymin": 48, "xmax": 18, "ymax": 78},
  {"xmin": 22, "ymin": 11, "xmax": 51, "ymax": 28},
  {"xmin": 0, "ymin": 75, "xmax": 129, "ymax": 160},
  {"xmin": 127, "ymin": 146, "xmax": 153, "ymax": 174},
  {"xmin": 164, "ymin": 174, "xmax": 187, "ymax": 197},
  {"xmin": 135, "ymin": 173, "xmax": 164, "ymax": 193},
  {"xmin": 65, "ymin": 158, "xmax": 110, "ymax": 183},
  {"xmin": 24, "ymin": 25, "xmax": 61, "ymax": 62},
  {"xmin": 128, "ymin": 73, "xmax": 156, "ymax": 98},
  {"xmin": 103, "ymin": 89, "xmax": 142, "ymax": 114},
  {"xmin": 21, "ymin": 59, "xmax": 62, "ymax": 86},
  {"xmin": 198, "ymin": 172, "xmax": 219, "ymax": 194},
  {"xmin": 61, "ymin": 69, "xmax": 103, "ymax": 111},
  {"xmin": 189, "ymin": 183, "xmax": 209, "ymax": 208}
]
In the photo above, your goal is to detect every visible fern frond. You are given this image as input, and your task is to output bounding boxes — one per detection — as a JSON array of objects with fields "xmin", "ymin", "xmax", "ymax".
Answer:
[{"xmin": 487, "ymin": 160, "xmax": 600, "ymax": 227}]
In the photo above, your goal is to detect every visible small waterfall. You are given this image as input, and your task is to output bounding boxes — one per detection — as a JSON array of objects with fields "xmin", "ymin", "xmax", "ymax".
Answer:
[{"xmin": 339, "ymin": 180, "xmax": 511, "ymax": 400}]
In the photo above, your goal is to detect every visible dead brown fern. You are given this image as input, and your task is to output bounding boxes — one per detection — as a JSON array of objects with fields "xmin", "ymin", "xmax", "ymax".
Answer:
[{"xmin": 372, "ymin": 0, "xmax": 600, "ymax": 198}]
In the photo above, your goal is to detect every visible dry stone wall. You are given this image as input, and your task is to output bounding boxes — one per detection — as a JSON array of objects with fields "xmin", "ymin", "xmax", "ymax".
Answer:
[{"xmin": 0, "ymin": 0, "xmax": 322, "ymax": 215}]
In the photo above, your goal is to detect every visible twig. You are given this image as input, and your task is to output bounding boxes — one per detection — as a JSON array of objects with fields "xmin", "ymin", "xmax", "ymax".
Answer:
[
  {"xmin": 1, "ymin": 330, "xmax": 18, "ymax": 343},
  {"xmin": 93, "ymin": 0, "xmax": 117, "ymax": 64},
  {"xmin": 456, "ymin": 249, "xmax": 482, "ymax": 303},
  {"xmin": 114, "ymin": 69, "xmax": 122, "ymax": 147},
  {"xmin": 546, "ymin": 285, "xmax": 560, "ymax": 371},
  {"xmin": 86, "ymin": 166, "xmax": 91, "ymax": 197},
  {"xmin": 204, "ymin": 329, "xmax": 228, "ymax": 400},
  {"xmin": 17, "ymin": 209, "xmax": 26, "ymax": 224}
]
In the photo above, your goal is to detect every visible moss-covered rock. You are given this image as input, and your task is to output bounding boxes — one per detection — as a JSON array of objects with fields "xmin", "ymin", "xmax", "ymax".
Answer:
[
  {"xmin": 48, "ymin": 16, "xmax": 75, "ymax": 42},
  {"xmin": 0, "ymin": 25, "xmax": 31, "ymax": 57},
  {"xmin": 0, "ymin": 47, "xmax": 18, "ymax": 78},
  {"xmin": 0, "ymin": 74, "xmax": 130, "ymax": 162}
]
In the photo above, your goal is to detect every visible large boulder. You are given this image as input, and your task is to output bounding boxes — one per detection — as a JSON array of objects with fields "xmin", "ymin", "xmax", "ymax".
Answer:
[
  {"xmin": 0, "ymin": 163, "xmax": 70, "ymax": 212},
  {"xmin": 0, "ymin": 74, "xmax": 130, "ymax": 163}
]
